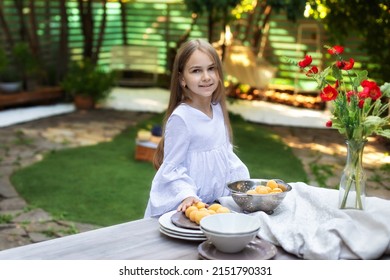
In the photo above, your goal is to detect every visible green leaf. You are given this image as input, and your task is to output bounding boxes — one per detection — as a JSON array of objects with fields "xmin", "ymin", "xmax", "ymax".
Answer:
[
  {"xmin": 377, "ymin": 130, "xmax": 390, "ymax": 139},
  {"xmin": 315, "ymin": 66, "xmax": 332, "ymax": 89},
  {"xmin": 331, "ymin": 119, "xmax": 347, "ymax": 136},
  {"xmin": 362, "ymin": 116, "xmax": 388, "ymax": 137},
  {"xmin": 371, "ymin": 99, "xmax": 383, "ymax": 116},
  {"xmin": 364, "ymin": 115, "xmax": 386, "ymax": 126},
  {"xmin": 352, "ymin": 126, "xmax": 363, "ymax": 139},
  {"xmin": 353, "ymin": 70, "xmax": 368, "ymax": 88},
  {"xmin": 380, "ymin": 82, "xmax": 390, "ymax": 98},
  {"xmin": 331, "ymin": 65, "xmax": 343, "ymax": 81}
]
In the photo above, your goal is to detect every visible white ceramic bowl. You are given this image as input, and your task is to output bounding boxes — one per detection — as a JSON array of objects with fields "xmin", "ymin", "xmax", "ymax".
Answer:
[{"xmin": 199, "ymin": 213, "xmax": 260, "ymax": 253}]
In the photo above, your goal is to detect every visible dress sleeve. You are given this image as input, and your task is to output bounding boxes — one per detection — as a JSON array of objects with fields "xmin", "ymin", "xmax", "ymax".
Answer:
[
  {"xmin": 144, "ymin": 115, "xmax": 199, "ymax": 218},
  {"xmin": 227, "ymin": 143, "xmax": 250, "ymax": 182}
]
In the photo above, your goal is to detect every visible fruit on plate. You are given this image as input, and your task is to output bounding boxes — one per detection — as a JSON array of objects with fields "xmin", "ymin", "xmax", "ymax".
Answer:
[
  {"xmin": 185, "ymin": 202, "xmax": 231, "ymax": 224},
  {"xmin": 185, "ymin": 206, "xmax": 198, "ymax": 218},
  {"xmin": 208, "ymin": 203, "xmax": 222, "ymax": 212},
  {"xmin": 194, "ymin": 211, "xmax": 210, "ymax": 225},
  {"xmin": 194, "ymin": 201, "xmax": 206, "ymax": 209},
  {"xmin": 216, "ymin": 206, "xmax": 230, "ymax": 213},
  {"xmin": 189, "ymin": 210, "xmax": 198, "ymax": 222}
]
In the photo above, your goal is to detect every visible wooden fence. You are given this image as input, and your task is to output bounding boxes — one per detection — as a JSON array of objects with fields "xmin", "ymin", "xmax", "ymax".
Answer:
[{"xmin": 0, "ymin": 0, "xmax": 369, "ymax": 92}]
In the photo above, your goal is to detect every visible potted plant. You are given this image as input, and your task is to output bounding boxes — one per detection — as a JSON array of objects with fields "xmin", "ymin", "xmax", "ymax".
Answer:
[
  {"xmin": 0, "ymin": 43, "xmax": 41, "ymax": 93},
  {"xmin": 0, "ymin": 47, "xmax": 22, "ymax": 93},
  {"xmin": 61, "ymin": 59, "xmax": 117, "ymax": 110},
  {"xmin": 12, "ymin": 42, "xmax": 41, "ymax": 91}
]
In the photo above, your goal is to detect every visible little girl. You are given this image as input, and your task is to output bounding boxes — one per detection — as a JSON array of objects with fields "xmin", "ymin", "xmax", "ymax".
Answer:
[{"xmin": 144, "ymin": 39, "xmax": 250, "ymax": 218}]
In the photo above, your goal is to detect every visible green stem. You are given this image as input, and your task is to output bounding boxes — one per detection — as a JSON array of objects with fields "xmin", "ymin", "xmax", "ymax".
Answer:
[
  {"xmin": 355, "ymin": 168, "xmax": 363, "ymax": 209},
  {"xmin": 339, "ymin": 140, "xmax": 366, "ymax": 210},
  {"xmin": 340, "ymin": 176, "xmax": 353, "ymax": 208}
]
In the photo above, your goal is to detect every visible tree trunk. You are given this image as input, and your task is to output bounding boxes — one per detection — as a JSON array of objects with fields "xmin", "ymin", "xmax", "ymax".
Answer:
[
  {"xmin": 58, "ymin": 0, "xmax": 69, "ymax": 82},
  {"xmin": 168, "ymin": 14, "xmax": 198, "ymax": 74},
  {"xmin": 78, "ymin": 0, "xmax": 94, "ymax": 60},
  {"xmin": 92, "ymin": 0, "xmax": 108, "ymax": 64},
  {"xmin": 207, "ymin": 12, "xmax": 213, "ymax": 42},
  {"xmin": 28, "ymin": 0, "xmax": 40, "ymax": 56},
  {"xmin": 242, "ymin": 5, "xmax": 255, "ymax": 42},
  {"xmin": 120, "ymin": 0, "xmax": 128, "ymax": 45},
  {"xmin": 14, "ymin": 0, "xmax": 32, "ymax": 46},
  {"xmin": 0, "ymin": 6, "xmax": 15, "ymax": 49},
  {"xmin": 253, "ymin": 5, "xmax": 272, "ymax": 56},
  {"xmin": 220, "ymin": 6, "xmax": 230, "ymax": 61}
]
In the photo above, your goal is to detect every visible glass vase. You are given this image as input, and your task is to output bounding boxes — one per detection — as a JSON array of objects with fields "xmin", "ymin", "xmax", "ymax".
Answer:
[{"xmin": 338, "ymin": 140, "xmax": 367, "ymax": 210}]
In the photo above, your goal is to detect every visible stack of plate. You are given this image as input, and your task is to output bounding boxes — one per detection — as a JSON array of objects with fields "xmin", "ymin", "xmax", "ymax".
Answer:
[{"xmin": 158, "ymin": 210, "xmax": 207, "ymax": 241}]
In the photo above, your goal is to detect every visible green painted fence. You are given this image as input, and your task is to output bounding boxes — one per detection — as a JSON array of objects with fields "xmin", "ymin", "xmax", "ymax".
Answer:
[{"xmin": 0, "ymin": 0, "xmax": 368, "ymax": 92}]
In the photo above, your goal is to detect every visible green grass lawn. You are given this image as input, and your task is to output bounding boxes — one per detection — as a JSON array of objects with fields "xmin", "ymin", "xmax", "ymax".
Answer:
[{"xmin": 11, "ymin": 113, "xmax": 307, "ymax": 226}]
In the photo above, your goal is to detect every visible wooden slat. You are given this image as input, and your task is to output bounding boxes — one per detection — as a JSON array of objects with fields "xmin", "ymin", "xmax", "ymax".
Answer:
[
  {"xmin": 0, "ymin": 0, "xmax": 371, "ymax": 94},
  {"xmin": 0, "ymin": 87, "xmax": 63, "ymax": 108}
]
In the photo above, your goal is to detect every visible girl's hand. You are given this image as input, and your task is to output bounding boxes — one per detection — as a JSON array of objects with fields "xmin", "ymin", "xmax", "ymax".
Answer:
[{"xmin": 177, "ymin": 196, "xmax": 200, "ymax": 212}]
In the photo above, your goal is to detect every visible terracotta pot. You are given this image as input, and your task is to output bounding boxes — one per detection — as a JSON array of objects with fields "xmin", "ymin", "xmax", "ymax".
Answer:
[{"xmin": 74, "ymin": 95, "xmax": 95, "ymax": 110}]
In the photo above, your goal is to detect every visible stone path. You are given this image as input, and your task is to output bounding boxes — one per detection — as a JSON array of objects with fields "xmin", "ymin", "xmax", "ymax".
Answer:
[
  {"xmin": 0, "ymin": 109, "xmax": 153, "ymax": 251},
  {"xmin": 0, "ymin": 109, "xmax": 389, "ymax": 252}
]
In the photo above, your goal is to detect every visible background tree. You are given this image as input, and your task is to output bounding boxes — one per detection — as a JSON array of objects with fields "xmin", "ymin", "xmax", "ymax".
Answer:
[
  {"xmin": 306, "ymin": 0, "xmax": 390, "ymax": 83},
  {"xmin": 183, "ymin": 0, "xmax": 241, "ymax": 43},
  {"xmin": 77, "ymin": 0, "xmax": 108, "ymax": 64},
  {"xmin": 57, "ymin": 0, "xmax": 69, "ymax": 82},
  {"xmin": 231, "ymin": 0, "xmax": 307, "ymax": 56},
  {"xmin": 0, "ymin": 2, "xmax": 15, "ymax": 48},
  {"xmin": 119, "ymin": 0, "xmax": 129, "ymax": 46},
  {"xmin": 0, "ymin": 0, "xmax": 43, "ymax": 89},
  {"xmin": 182, "ymin": 0, "xmax": 307, "ymax": 60}
]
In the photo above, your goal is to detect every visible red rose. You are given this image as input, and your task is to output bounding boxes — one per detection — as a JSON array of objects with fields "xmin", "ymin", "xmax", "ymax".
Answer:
[
  {"xmin": 360, "ymin": 80, "xmax": 381, "ymax": 100},
  {"xmin": 320, "ymin": 85, "xmax": 338, "ymax": 101},
  {"xmin": 298, "ymin": 55, "xmax": 312, "ymax": 68},
  {"xmin": 327, "ymin": 45, "xmax": 344, "ymax": 55},
  {"xmin": 336, "ymin": 58, "xmax": 354, "ymax": 70},
  {"xmin": 306, "ymin": 66, "xmax": 318, "ymax": 76},
  {"xmin": 326, "ymin": 120, "xmax": 332, "ymax": 127}
]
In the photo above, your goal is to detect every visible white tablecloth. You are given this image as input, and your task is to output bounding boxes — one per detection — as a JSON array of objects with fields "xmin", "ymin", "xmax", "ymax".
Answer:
[{"xmin": 220, "ymin": 182, "xmax": 390, "ymax": 260}]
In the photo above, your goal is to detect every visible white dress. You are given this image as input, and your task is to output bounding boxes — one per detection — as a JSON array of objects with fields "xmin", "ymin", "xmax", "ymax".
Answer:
[{"xmin": 144, "ymin": 103, "xmax": 250, "ymax": 218}]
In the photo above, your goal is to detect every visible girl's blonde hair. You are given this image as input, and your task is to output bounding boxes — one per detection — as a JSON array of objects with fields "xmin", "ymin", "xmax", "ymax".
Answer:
[{"xmin": 153, "ymin": 39, "xmax": 232, "ymax": 169}]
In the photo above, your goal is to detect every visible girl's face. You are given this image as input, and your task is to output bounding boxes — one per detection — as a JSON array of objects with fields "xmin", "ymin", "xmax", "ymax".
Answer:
[{"xmin": 181, "ymin": 49, "xmax": 219, "ymax": 99}]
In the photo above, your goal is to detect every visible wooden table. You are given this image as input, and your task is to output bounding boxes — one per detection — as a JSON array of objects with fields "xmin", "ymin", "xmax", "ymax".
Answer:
[
  {"xmin": 0, "ymin": 218, "xmax": 296, "ymax": 260},
  {"xmin": 0, "ymin": 217, "xmax": 388, "ymax": 260}
]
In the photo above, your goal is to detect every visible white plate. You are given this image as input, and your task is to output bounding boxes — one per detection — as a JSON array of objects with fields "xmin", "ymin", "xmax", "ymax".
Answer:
[
  {"xmin": 159, "ymin": 210, "xmax": 204, "ymax": 235},
  {"xmin": 160, "ymin": 225, "xmax": 206, "ymax": 238},
  {"xmin": 159, "ymin": 227, "xmax": 207, "ymax": 241}
]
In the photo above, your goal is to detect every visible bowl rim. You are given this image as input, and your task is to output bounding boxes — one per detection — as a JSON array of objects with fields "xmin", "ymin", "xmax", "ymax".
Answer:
[
  {"xmin": 227, "ymin": 178, "xmax": 292, "ymax": 196},
  {"xmin": 200, "ymin": 226, "xmax": 259, "ymax": 236},
  {"xmin": 199, "ymin": 213, "xmax": 261, "ymax": 234}
]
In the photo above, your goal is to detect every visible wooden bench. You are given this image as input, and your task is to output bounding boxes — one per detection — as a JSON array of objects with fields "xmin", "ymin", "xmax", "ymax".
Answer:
[
  {"xmin": 110, "ymin": 45, "xmax": 159, "ymax": 87},
  {"xmin": 0, "ymin": 86, "xmax": 63, "ymax": 109}
]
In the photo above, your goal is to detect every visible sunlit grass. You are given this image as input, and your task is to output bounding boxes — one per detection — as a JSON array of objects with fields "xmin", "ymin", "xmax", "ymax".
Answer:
[{"xmin": 11, "ymin": 113, "xmax": 307, "ymax": 226}]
